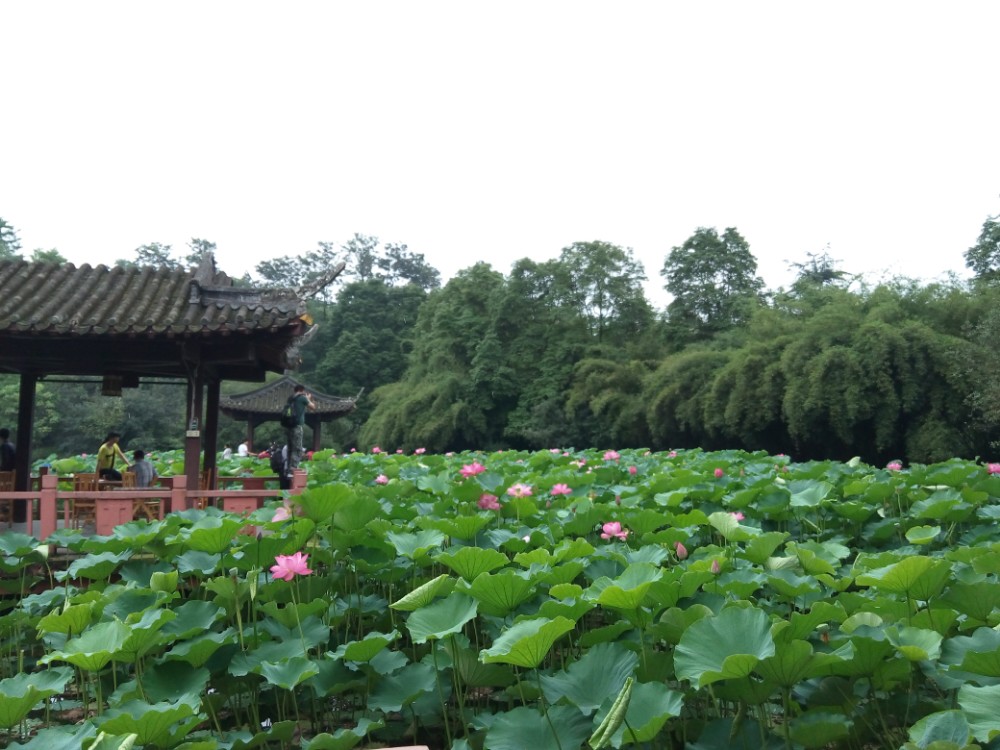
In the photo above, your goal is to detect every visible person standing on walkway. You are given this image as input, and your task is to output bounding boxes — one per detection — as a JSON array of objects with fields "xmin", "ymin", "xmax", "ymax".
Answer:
[
  {"xmin": 284, "ymin": 385, "xmax": 315, "ymax": 475},
  {"xmin": 0, "ymin": 428, "xmax": 14, "ymax": 472},
  {"xmin": 97, "ymin": 432, "xmax": 131, "ymax": 480}
]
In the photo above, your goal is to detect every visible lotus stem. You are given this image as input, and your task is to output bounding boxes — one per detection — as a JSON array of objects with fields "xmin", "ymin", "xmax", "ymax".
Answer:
[
  {"xmin": 534, "ymin": 668, "xmax": 564, "ymax": 750},
  {"xmin": 431, "ymin": 641, "xmax": 453, "ymax": 748}
]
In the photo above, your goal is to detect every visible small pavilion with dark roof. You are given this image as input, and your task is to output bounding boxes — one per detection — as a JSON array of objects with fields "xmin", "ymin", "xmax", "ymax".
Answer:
[
  {"xmin": 0, "ymin": 253, "xmax": 343, "ymax": 512},
  {"xmin": 220, "ymin": 375, "xmax": 360, "ymax": 452}
]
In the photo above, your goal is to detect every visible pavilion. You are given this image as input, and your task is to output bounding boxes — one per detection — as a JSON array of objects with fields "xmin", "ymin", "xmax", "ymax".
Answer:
[
  {"xmin": 0, "ymin": 253, "xmax": 343, "ymax": 517},
  {"xmin": 220, "ymin": 374, "xmax": 360, "ymax": 452}
]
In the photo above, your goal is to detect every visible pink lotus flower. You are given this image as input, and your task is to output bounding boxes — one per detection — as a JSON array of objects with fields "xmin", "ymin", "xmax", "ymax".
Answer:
[
  {"xmin": 730, "ymin": 511, "xmax": 745, "ymax": 521},
  {"xmin": 714, "ymin": 468, "xmax": 724, "ymax": 478},
  {"xmin": 414, "ymin": 447, "xmax": 426, "ymax": 455},
  {"xmin": 374, "ymin": 474, "xmax": 389, "ymax": 485},
  {"xmin": 270, "ymin": 552, "xmax": 313, "ymax": 581},
  {"xmin": 507, "ymin": 483, "xmax": 533, "ymax": 498},
  {"xmin": 272, "ymin": 505, "xmax": 292, "ymax": 522},
  {"xmin": 550, "ymin": 483, "xmax": 572, "ymax": 496},
  {"xmin": 987, "ymin": 463, "xmax": 1000, "ymax": 474},
  {"xmin": 668, "ymin": 451, "xmax": 677, "ymax": 458},
  {"xmin": 711, "ymin": 559, "xmax": 721, "ymax": 575},
  {"xmin": 396, "ymin": 449, "xmax": 403, "ymax": 454},
  {"xmin": 478, "ymin": 493, "xmax": 500, "ymax": 511},
  {"xmin": 460, "ymin": 462, "xmax": 487, "ymax": 478},
  {"xmin": 601, "ymin": 521, "xmax": 629, "ymax": 541},
  {"xmin": 674, "ymin": 541, "xmax": 688, "ymax": 560},
  {"xmin": 550, "ymin": 448, "xmax": 561, "ymax": 454},
  {"xmin": 887, "ymin": 461, "xmax": 902, "ymax": 471},
  {"xmin": 350, "ymin": 447, "xmax": 356, "ymax": 453},
  {"xmin": 445, "ymin": 451, "xmax": 454, "ymax": 457},
  {"xmin": 371, "ymin": 446, "xmax": 382, "ymax": 454},
  {"xmin": 573, "ymin": 459, "xmax": 586, "ymax": 468},
  {"xmin": 628, "ymin": 465, "xmax": 637, "ymax": 475},
  {"xmin": 81, "ymin": 453, "xmax": 88, "ymax": 458},
  {"xmin": 603, "ymin": 450, "xmax": 620, "ymax": 461}
]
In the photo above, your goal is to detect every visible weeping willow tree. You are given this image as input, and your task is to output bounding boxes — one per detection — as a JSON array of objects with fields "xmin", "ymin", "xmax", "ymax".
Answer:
[
  {"xmin": 564, "ymin": 357, "xmax": 653, "ymax": 448},
  {"xmin": 642, "ymin": 281, "xmax": 986, "ymax": 463},
  {"xmin": 644, "ymin": 350, "xmax": 733, "ymax": 450}
]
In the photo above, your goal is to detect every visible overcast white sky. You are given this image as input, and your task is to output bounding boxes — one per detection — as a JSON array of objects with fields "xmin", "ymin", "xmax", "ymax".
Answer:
[{"xmin": 3, "ymin": 2, "xmax": 998, "ymax": 307}]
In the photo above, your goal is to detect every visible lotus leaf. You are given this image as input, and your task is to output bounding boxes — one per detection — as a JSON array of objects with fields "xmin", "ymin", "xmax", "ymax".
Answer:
[
  {"xmin": 368, "ymin": 661, "xmax": 436, "ymax": 713},
  {"xmin": 41, "ymin": 620, "xmax": 132, "ymax": 671},
  {"xmin": 404, "ymin": 592, "xmax": 478, "ymax": 643},
  {"xmin": 674, "ymin": 606, "xmax": 775, "ymax": 687},
  {"xmin": 332, "ymin": 630, "xmax": 398, "ymax": 663},
  {"xmin": 787, "ymin": 710, "xmax": 853, "ymax": 748},
  {"xmin": 389, "ymin": 574, "xmax": 455, "ymax": 611},
  {"xmin": 435, "ymin": 546, "xmax": 509, "ymax": 580},
  {"xmin": 298, "ymin": 717, "xmax": 385, "ymax": 749},
  {"xmin": 294, "ymin": 483, "xmax": 353, "ymax": 522},
  {"xmin": 462, "ymin": 568, "xmax": 538, "ymax": 617},
  {"xmin": 175, "ymin": 550, "xmax": 221, "ymax": 576},
  {"xmin": 483, "ymin": 705, "xmax": 591, "ymax": 750},
  {"xmin": 480, "ymin": 616, "xmax": 575, "ymax": 669},
  {"xmin": 941, "ymin": 628, "xmax": 1000, "ymax": 677},
  {"xmin": 855, "ymin": 556, "xmax": 952, "ymax": 601},
  {"xmin": 906, "ymin": 710, "xmax": 972, "ymax": 747},
  {"xmin": 584, "ymin": 562, "xmax": 662, "ymax": 611},
  {"xmin": 9, "ymin": 724, "xmax": 97, "ymax": 750},
  {"xmin": 36, "ymin": 601, "xmax": 95, "ymax": 636},
  {"xmin": 259, "ymin": 656, "xmax": 320, "ymax": 689},
  {"xmin": 60, "ymin": 550, "xmax": 132, "ymax": 581},
  {"xmin": 958, "ymin": 683, "xmax": 1000, "ymax": 742},
  {"xmin": 886, "ymin": 625, "xmax": 943, "ymax": 661},
  {"xmin": 0, "ymin": 666, "xmax": 73, "ymax": 729},
  {"xmin": 181, "ymin": 516, "xmax": 248, "ymax": 553},
  {"xmin": 906, "ymin": 525, "xmax": 942, "ymax": 545},
  {"xmin": 96, "ymin": 694, "xmax": 201, "ymax": 747},
  {"xmin": 540, "ymin": 641, "xmax": 638, "ymax": 713},
  {"xmin": 599, "ymin": 680, "xmax": 684, "ymax": 747},
  {"xmin": 756, "ymin": 639, "xmax": 853, "ymax": 687},
  {"xmin": 385, "ymin": 529, "xmax": 446, "ymax": 561}
]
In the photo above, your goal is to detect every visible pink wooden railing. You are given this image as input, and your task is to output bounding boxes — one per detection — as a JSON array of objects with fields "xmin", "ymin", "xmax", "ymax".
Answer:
[{"xmin": 0, "ymin": 471, "xmax": 307, "ymax": 539}]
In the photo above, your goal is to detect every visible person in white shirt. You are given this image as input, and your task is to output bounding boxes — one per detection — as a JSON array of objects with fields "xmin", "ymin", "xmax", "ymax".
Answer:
[
  {"xmin": 237, "ymin": 442, "xmax": 249, "ymax": 457},
  {"xmin": 222, "ymin": 444, "xmax": 233, "ymax": 460}
]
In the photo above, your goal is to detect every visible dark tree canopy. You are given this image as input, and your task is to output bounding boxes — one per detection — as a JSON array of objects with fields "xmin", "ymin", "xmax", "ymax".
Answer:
[
  {"xmin": 964, "ymin": 213, "xmax": 1000, "ymax": 283},
  {"xmin": 661, "ymin": 226, "xmax": 764, "ymax": 342},
  {"xmin": 0, "ymin": 218, "xmax": 22, "ymax": 259}
]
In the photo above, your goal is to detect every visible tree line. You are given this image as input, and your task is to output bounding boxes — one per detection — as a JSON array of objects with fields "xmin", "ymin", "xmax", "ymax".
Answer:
[{"xmin": 1, "ymin": 212, "xmax": 998, "ymax": 464}]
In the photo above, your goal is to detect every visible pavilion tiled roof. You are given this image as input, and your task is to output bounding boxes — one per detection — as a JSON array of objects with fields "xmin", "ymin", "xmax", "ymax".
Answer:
[
  {"xmin": 220, "ymin": 375, "xmax": 359, "ymax": 419},
  {"xmin": 0, "ymin": 258, "xmax": 305, "ymax": 336}
]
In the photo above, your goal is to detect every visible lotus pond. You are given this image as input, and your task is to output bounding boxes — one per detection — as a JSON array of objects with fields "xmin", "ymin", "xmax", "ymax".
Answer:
[{"xmin": 3, "ymin": 448, "xmax": 1000, "ymax": 750}]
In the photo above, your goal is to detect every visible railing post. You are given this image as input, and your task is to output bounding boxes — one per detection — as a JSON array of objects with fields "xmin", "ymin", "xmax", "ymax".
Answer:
[
  {"xmin": 170, "ymin": 475, "xmax": 188, "ymax": 513},
  {"xmin": 39, "ymin": 473, "xmax": 57, "ymax": 541},
  {"xmin": 290, "ymin": 469, "xmax": 307, "ymax": 495}
]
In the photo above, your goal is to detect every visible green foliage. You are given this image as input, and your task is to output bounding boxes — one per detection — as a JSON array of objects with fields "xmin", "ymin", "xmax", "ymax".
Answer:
[
  {"xmin": 0, "ymin": 217, "xmax": 22, "ymax": 258},
  {"xmin": 2, "ymin": 447, "xmax": 1000, "ymax": 748},
  {"xmin": 661, "ymin": 226, "xmax": 765, "ymax": 342},
  {"xmin": 964, "ymin": 211, "xmax": 1000, "ymax": 283}
]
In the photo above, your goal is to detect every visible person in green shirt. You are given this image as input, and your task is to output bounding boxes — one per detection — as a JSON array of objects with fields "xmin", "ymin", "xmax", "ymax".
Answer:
[
  {"xmin": 284, "ymin": 385, "xmax": 316, "ymax": 475},
  {"xmin": 97, "ymin": 432, "xmax": 131, "ymax": 480}
]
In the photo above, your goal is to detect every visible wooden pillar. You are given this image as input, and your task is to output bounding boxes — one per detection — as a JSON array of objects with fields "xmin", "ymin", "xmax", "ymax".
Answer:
[
  {"xmin": 184, "ymin": 376, "xmax": 204, "ymax": 494},
  {"xmin": 245, "ymin": 419, "xmax": 255, "ymax": 452},
  {"xmin": 203, "ymin": 379, "xmax": 220, "ymax": 487},
  {"xmin": 311, "ymin": 419, "xmax": 322, "ymax": 452},
  {"xmin": 13, "ymin": 373, "xmax": 37, "ymax": 520},
  {"xmin": 39, "ymin": 473, "xmax": 57, "ymax": 541}
]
